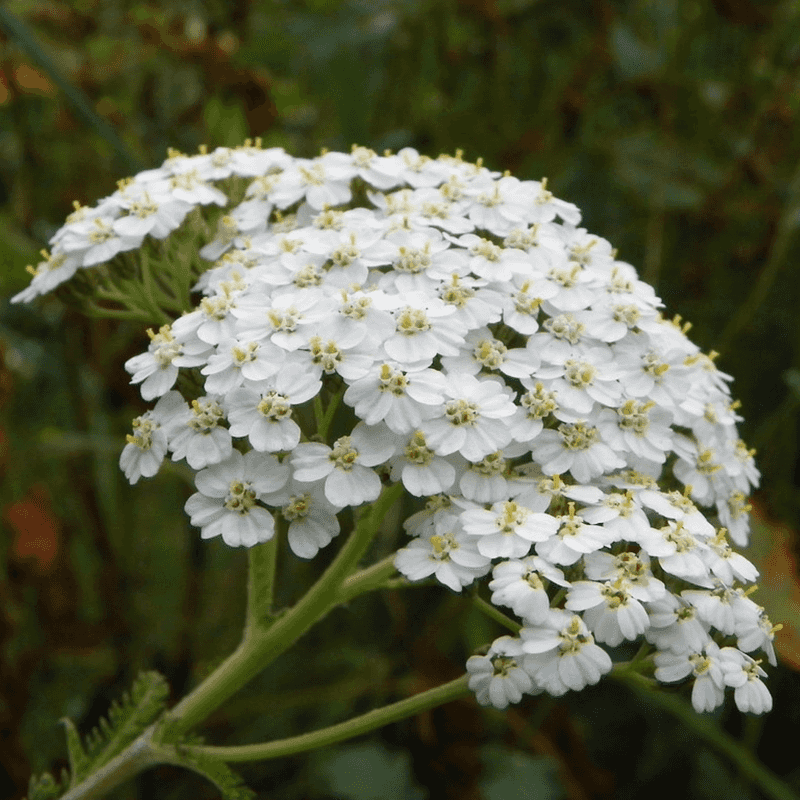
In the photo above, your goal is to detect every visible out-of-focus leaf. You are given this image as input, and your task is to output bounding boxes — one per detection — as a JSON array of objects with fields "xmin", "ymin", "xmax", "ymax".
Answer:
[
  {"xmin": 203, "ymin": 96, "xmax": 249, "ymax": 150},
  {"xmin": 611, "ymin": 132, "xmax": 725, "ymax": 210},
  {"xmin": 496, "ymin": 0, "xmax": 542, "ymax": 15},
  {"xmin": 609, "ymin": 22, "xmax": 665, "ymax": 80},
  {"xmin": 311, "ymin": 741, "xmax": 425, "ymax": 800},
  {"xmin": 480, "ymin": 744, "xmax": 563, "ymax": 800},
  {"xmin": 690, "ymin": 751, "xmax": 751, "ymax": 800}
]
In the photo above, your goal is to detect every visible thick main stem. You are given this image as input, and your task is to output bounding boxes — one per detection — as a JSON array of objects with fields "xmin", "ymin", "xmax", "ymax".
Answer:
[
  {"xmin": 246, "ymin": 533, "xmax": 279, "ymax": 632},
  {"xmin": 162, "ymin": 482, "xmax": 404, "ymax": 738},
  {"xmin": 58, "ymin": 730, "xmax": 162, "ymax": 800}
]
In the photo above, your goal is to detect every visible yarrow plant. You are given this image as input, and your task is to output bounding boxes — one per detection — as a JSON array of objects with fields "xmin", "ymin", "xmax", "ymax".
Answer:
[{"xmin": 14, "ymin": 141, "xmax": 777, "ymax": 800}]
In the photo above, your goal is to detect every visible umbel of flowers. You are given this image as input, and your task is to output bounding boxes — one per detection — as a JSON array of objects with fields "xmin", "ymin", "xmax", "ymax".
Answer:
[{"xmin": 14, "ymin": 142, "xmax": 774, "ymax": 716}]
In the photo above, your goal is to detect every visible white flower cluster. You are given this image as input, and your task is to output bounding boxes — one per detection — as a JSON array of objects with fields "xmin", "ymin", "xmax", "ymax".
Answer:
[{"xmin": 15, "ymin": 142, "xmax": 772, "ymax": 714}]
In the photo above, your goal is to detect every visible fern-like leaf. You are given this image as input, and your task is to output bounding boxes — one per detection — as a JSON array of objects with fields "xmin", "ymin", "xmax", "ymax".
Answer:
[
  {"xmin": 60, "ymin": 717, "xmax": 90, "ymax": 783},
  {"xmin": 64, "ymin": 670, "xmax": 170, "ymax": 786},
  {"xmin": 168, "ymin": 736, "xmax": 255, "ymax": 800}
]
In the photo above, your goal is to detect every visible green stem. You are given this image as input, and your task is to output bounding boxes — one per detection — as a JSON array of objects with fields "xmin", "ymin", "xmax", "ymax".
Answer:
[
  {"xmin": 82, "ymin": 303, "xmax": 152, "ymax": 322},
  {"xmin": 245, "ymin": 532, "xmax": 280, "ymax": 633},
  {"xmin": 314, "ymin": 390, "xmax": 342, "ymax": 442},
  {"xmin": 138, "ymin": 256, "xmax": 185, "ymax": 317},
  {"xmin": 58, "ymin": 728, "xmax": 162, "ymax": 800},
  {"xmin": 161, "ymin": 481, "xmax": 405, "ymax": 738},
  {"xmin": 334, "ymin": 553, "xmax": 398, "ymax": 604},
  {"xmin": 116, "ymin": 276, "xmax": 173, "ymax": 325},
  {"xmin": 188, "ymin": 674, "xmax": 471, "ymax": 763},
  {"xmin": 616, "ymin": 672, "xmax": 800, "ymax": 800},
  {"xmin": 169, "ymin": 237, "xmax": 196, "ymax": 311},
  {"xmin": 471, "ymin": 594, "xmax": 522, "ymax": 634}
]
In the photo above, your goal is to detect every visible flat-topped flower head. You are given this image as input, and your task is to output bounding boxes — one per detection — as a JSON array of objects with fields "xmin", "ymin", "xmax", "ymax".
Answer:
[{"xmin": 15, "ymin": 143, "xmax": 765, "ymax": 713}]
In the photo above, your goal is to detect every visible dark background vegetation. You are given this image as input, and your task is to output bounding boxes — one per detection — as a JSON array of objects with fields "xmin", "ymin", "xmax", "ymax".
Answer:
[{"xmin": 2, "ymin": 1, "xmax": 800, "ymax": 798}]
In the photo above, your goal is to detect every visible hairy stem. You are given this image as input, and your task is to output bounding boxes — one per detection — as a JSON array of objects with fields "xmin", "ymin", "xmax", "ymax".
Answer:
[
  {"xmin": 58, "ymin": 729, "xmax": 162, "ymax": 800},
  {"xmin": 161, "ymin": 481, "xmax": 405, "ymax": 738},
  {"xmin": 188, "ymin": 674, "xmax": 471, "ymax": 763}
]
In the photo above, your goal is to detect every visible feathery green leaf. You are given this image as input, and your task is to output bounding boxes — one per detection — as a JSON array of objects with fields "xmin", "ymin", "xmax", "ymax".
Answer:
[
  {"xmin": 60, "ymin": 717, "xmax": 90, "ymax": 784},
  {"xmin": 62, "ymin": 671, "xmax": 170, "ymax": 787}
]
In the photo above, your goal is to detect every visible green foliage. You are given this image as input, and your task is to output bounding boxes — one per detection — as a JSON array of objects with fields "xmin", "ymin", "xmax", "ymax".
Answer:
[
  {"xmin": 480, "ymin": 745, "xmax": 563, "ymax": 800},
  {"xmin": 63, "ymin": 671, "xmax": 169, "ymax": 788},
  {"xmin": 309, "ymin": 742, "xmax": 424, "ymax": 800}
]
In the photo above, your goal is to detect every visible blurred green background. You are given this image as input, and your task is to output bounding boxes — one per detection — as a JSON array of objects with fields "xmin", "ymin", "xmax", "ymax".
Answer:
[{"xmin": 2, "ymin": 0, "xmax": 800, "ymax": 798}]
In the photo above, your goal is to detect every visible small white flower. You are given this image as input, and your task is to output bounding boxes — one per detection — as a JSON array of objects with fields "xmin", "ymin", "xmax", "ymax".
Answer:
[
  {"xmin": 583, "ymin": 550, "xmax": 665, "ymax": 602},
  {"xmin": 489, "ymin": 556, "xmax": 570, "ymax": 623},
  {"xmin": 166, "ymin": 169, "xmax": 228, "ymax": 206},
  {"xmin": 234, "ymin": 290, "xmax": 328, "ymax": 351},
  {"xmin": 534, "ymin": 503, "xmax": 614, "ymax": 566},
  {"xmin": 636, "ymin": 520, "xmax": 712, "ymax": 586},
  {"xmin": 291, "ymin": 423, "xmax": 395, "ymax": 506},
  {"xmin": 343, "ymin": 362, "xmax": 447, "ymax": 434},
  {"xmin": 348, "ymin": 145, "xmax": 403, "ymax": 189},
  {"xmin": 440, "ymin": 327, "xmax": 540, "ymax": 379},
  {"xmin": 184, "ymin": 450, "xmax": 289, "ymax": 547},
  {"xmin": 467, "ymin": 636, "xmax": 535, "ymax": 708},
  {"xmin": 458, "ymin": 447, "xmax": 523, "ymax": 503},
  {"xmin": 521, "ymin": 610, "xmax": 613, "ymax": 695},
  {"xmin": 262, "ymin": 480, "xmax": 342, "ymax": 559},
  {"xmin": 201, "ymin": 337, "xmax": 285, "ymax": 394},
  {"xmin": 12, "ymin": 248, "xmax": 84, "ymax": 302},
  {"xmin": 383, "ymin": 294, "xmax": 467, "ymax": 364},
  {"xmin": 654, "ymin": 641, "xmax": 727, "ymax": 713},
  {"xmin": 566, "ymin": 580, "xmax": 650, "ymax": 646},
  {"xmin": 718, "ymin": 648, "xmax": 772, "ymax": 714},
  {"xmin": 113, "ymin": 187, "xmax": 192, "ymax": 239},
  {"xmin": 421, "ymin": 374, "xmax": 516, "ymax": 462},
  {"xmin": 596, "ymin": 400, "xmax": 674, "ymax": 464},
  {"xmin": 733, "ymin": 600, "xmax": 779, "ymax": 666},
  {"xmin": 511, "ymin": 471, "xmax": 604, "ymax": 513},
  {"xmin": 387, "ymin": 429, "xmax": 460, "ymax": 497},
  {"xmin": 645, "ymin": 594, "xmax": 710, "ymax": 654},
  {"xmin": 394, "ymin": 511, "xmax": 491, "ymax": 591},
  {"xmin": 125, "ymin": 324, "xmax": 209, "ymax": 400},
  {"xmin": 270, "ymin": 154, "xmax": 355, "ymax": 210},
  {"xmin": 531, "ymin": 421, "xmax": 625, "ymax": 483},
  {"xmin": 168, "ymin": 396, "xmax": 233, "ymax": 469},
  {"xmin": 461, "ymin": 500, "xmax": 558, "ymax": 559},
  {"xmin": 119, "ymin": 391, "xmax": 186, "ymax": 483},
  {"xmin": 672, "ymin": 437, "xmax": 726, "ymax": 506},
  {"xmin": 60, "ymin": 213, "xmax": 142, "ymax": 266},
  {"xmin": 225, "ymin": 364, "xmax": 320, "ymax": 452}
]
